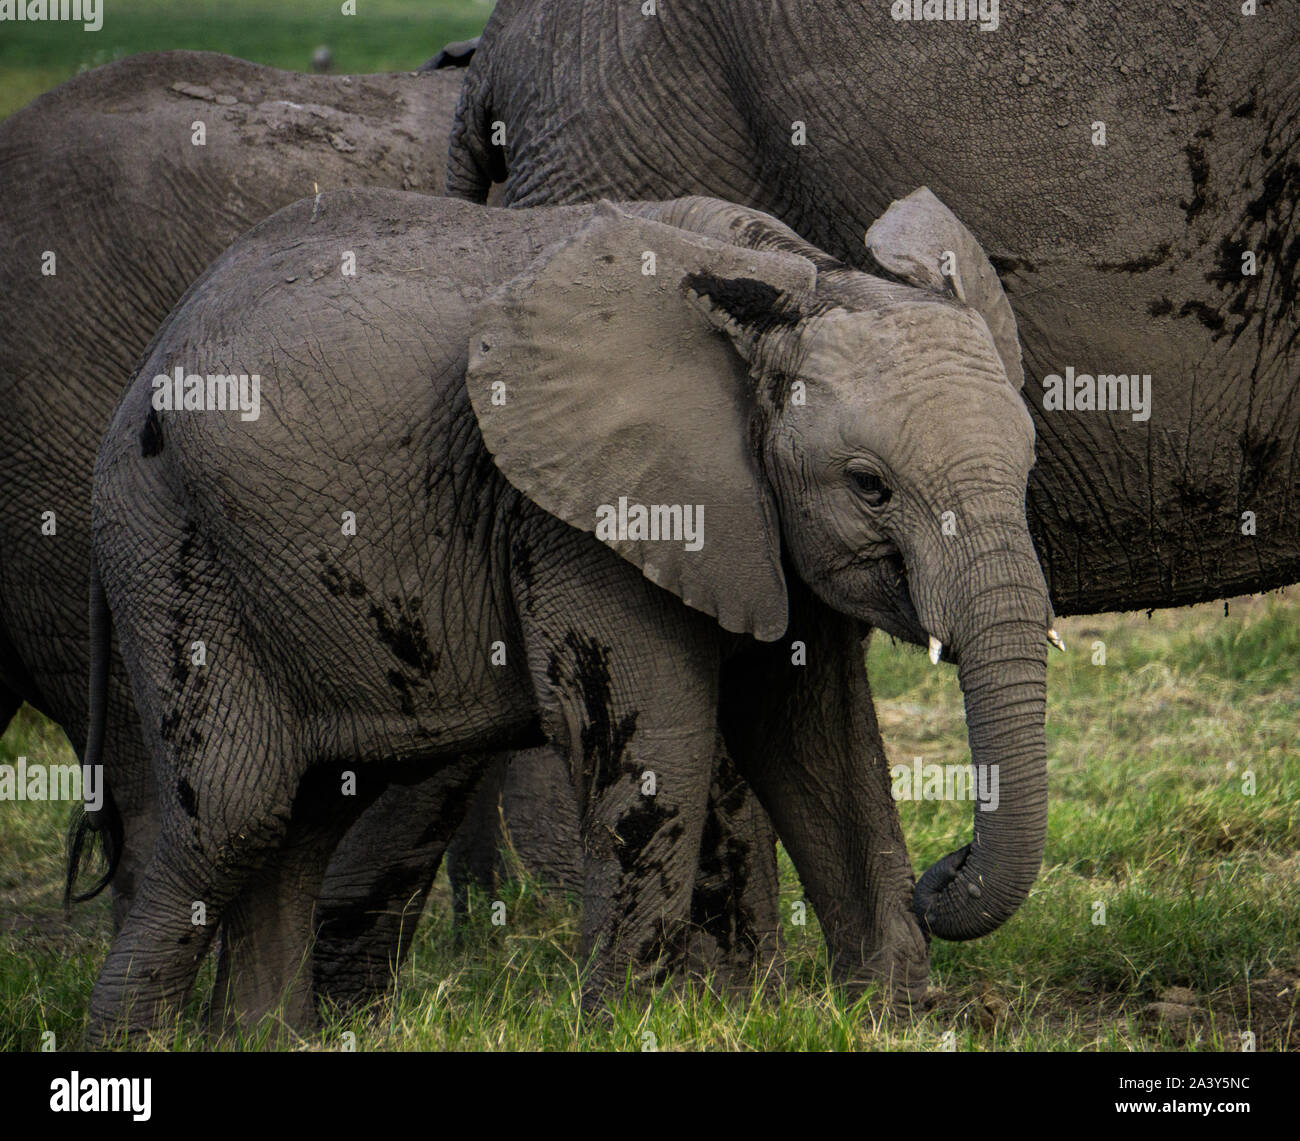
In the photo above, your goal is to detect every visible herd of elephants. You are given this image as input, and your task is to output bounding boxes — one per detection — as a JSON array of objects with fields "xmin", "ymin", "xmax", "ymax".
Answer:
[{"xmin": 0, "ymin": 1, "xmax": 1295, "ymax": 1043}]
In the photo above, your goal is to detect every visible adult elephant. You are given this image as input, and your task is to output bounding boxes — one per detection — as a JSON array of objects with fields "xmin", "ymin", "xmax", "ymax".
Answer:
[
  {"xmin": 450, "ymin": 0, "xmax": 1299, "ymax": 614},
  {"xmin": 0, "ymin": 48, "xmax": 466, "ymax": 934},
  {"xmin": 435, "ymin": 0, "xmax": 1299, "ymax": 994}
]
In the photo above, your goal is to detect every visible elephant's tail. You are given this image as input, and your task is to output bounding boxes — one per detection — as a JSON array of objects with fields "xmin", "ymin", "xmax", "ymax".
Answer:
[{"xmin": 64, "ymin": 556, "xmax": 122, "ymax": 908}]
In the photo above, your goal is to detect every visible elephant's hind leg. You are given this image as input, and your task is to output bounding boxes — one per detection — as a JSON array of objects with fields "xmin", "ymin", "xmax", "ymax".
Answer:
[
  {"xmin": 313, "ymin": 753, "xmax": 494, "ymax": 1011},
  {"xmin": 209, "ymin": 763, "xmax": 384, "ymax": 1038},
  {"xmin": 85, "ymin": 763, "xmax": 299, "ymax": 1044},
  {"xmin": 84, "ymin": 681, "xmax": 309, "ymax": 1042}
]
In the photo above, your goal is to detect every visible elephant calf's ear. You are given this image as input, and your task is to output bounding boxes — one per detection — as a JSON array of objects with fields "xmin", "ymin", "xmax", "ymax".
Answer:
[
  {"xmin": 865, "ymin": 187, "xmax": 1024, "ymax": 390},
  {"xmin": 467, "ymin": 201, "xmax": 819, "ymax": 641}
]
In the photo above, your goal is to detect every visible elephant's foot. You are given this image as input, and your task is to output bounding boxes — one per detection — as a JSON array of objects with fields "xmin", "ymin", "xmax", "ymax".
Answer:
[
  {"xmin": 831, "ymin": 908, "xmax": 932, "ymax": 1014},
  {"xmin": 681, "ymin": 913, "xmax": 786, "ymax": 994}
]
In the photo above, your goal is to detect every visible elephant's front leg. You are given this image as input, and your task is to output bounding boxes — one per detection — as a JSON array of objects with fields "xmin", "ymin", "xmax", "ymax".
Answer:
[
  {"xmin": 684, "ymin": 736, "xmax": 782, "ymax": 986},
  {"xmin": 719, "ymin": 583, "xmax": 929, "ymax": 1009},
  {"xmin": 516, "ymin": 532, "xmax": 720, "ymax": 1006}
]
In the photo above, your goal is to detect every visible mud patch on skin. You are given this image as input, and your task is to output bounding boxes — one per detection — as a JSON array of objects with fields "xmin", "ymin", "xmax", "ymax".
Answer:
[
  {"xmin": 1203, "ymin": 138, "xmax": 1300, "ymax": 351},
  {"xmin": 609, "ymin": 797, "xmax": 686, "ymax": 966},
  {"xmin": 176, "ymin": 777, "xmax": 199, "ymax": 820},
  {"xmin": 169, "ymin": 526, "xmax": 202, "ymax": 695},
  {"xmin": 317, "ymin": 556, "xmax": 441, "ymax": 716},
  {"xmin": 689, "ymin": 746, "xmax": 773, "ymax": 960},
  {"xmin": 1231, "ymin": 93, "xmax": 1258, "ymax": 119},
  {"xmin": 370, "ymin": 596, "xmax": 440, "ymax": 721},
  {"xmin": 614, "ymin": 798, "xmax": 682, "ymax": 875},
  {"xmin": 139, "ymin": 409, "xmax": 164, "ymax": 457},
  {"xmin": 509, "ymin": 532, "xmax": 534, "ymax": 592},
  {"xmin": 1237, "ymin": 429, "xmax": 1283, "ymax": 501},
  {"xmin": 387, "ymin": 670, "xmax": 417, "ymax": 716},
  {"xmin": 681, "ymin": 274, "xmax": 817, "ymax": 339},
  {"xmin": 368, "ymin": 595, "xmax": 439, "ymax": 675},
  {"xmin": 174, "ymin": 521, "xmax": 199, "ymax": 591},
  {"xmin": 317, "ymin": 556, "xmax": 368, "ymax": 601},
  {"xmin": 690, "ymin": 804, "xmax": 744, "ymax": 955},
  {"xmin": 170, "ymin": 609, "xmax": 190, "ymax": 688},
  {"xmin": 158, "ymin": 709, "xmax": 181, "ymax": 744},
  {"xmin": 1181, "ymin": 138, "xmax": 1212, "ymax": 223},
  {"xmin": 1172, "ymin": 475, "xmax": 1228, "ymax": 516},
  {"xmin": 547, "ymin": 633, "xmax": 639, "ymax": 797},
  {"xmin": 1099, "ymin": 243, "xmax": 1172, "ymax": 274},
  {"xmin": 1177, "ymin": 298, "xmax": 1226, "ymax": 334}
]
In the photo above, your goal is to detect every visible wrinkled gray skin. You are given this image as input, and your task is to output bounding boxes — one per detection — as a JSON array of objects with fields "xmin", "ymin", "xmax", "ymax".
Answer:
[
  {"xmin": 0, "ymin": 48, "xmax": 466, "ymax": 966},
  {"xmin": 86, "ymin": 188, "xmax": 1049, "ymax": 1037},
  {"xmin": 442, "ymin": 0, "xmax": 1300, "ymax": 984},
  {"xmin": 320, "ymin": 737, "xmax": 779, "ymax": 1001},
  {"xmin": 323, "ymin": 731, "xmax": 777, "ymax": 1002},
  {"xmin": 0, "ymin": 47, "xmax": 777, "ymax": 1011},
  {"xmin": 451, "ymin": 0, "xmax": 1300, "ymax": 612}
]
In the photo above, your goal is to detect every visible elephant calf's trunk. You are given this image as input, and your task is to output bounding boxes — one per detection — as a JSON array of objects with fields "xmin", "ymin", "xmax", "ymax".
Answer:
[{"xmin": 913, "ymin": 612, "xmax": 1048, "ymax": 941}]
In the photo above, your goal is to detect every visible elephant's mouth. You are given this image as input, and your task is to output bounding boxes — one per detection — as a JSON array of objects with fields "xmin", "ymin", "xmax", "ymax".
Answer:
[{"xmin": 859, "ymin": 553, "xmax": 929, "ymax": 648}]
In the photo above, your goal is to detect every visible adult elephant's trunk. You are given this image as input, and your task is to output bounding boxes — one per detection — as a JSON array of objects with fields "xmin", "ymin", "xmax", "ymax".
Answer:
[{"xmin": 911, "ymin": 537, "xmax": 1049, "ymax": 941}]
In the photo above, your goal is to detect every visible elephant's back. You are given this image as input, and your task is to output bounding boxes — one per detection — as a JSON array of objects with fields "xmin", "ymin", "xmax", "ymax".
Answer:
[
  {"xmin": 138, "ymin": 188, "xmax": 597, "ymax": 392},
  {"xmin": 98, "ymin": 190, "xmax": 572, "ymax": 708},
  {"xmin": 0, "ymin": 52, "xmax": 460, "ymax": 430},
  {"xmin": 0, "ymin": 51, "xmax": 455, "ymax": 198},
  {"xmin": 115, "ymin": 189, "xmax": 593, "ymax": 536}
]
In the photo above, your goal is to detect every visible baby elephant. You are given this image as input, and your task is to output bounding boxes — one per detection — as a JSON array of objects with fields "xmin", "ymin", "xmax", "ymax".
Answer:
[{"xmin": 87, "ymin": 187, "xmax": 1051, "ymax": 1038}]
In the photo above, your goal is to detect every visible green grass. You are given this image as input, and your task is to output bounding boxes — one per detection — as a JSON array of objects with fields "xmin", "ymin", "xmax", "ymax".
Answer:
[
  {"xmin": 0, "ymin": 0, "xmax": 493, "ymax": 119},
  {"xmin": 3, "ymin": 594, "xmax": 1296, "ymax": 1051}
]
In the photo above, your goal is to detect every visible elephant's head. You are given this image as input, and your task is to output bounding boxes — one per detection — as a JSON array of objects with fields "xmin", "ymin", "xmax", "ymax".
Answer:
[{"xmin": 467, "ymin": 190, "xmax": 1052, "ymax": 942}]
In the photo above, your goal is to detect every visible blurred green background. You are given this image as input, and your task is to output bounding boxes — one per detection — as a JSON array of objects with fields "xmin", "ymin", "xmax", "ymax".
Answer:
[{"xmin": 0, "ymin": 0, "xmax": 494, "ymax": 119}]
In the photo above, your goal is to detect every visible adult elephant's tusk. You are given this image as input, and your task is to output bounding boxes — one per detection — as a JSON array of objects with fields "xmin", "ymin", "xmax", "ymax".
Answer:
[
  {"xmin": 929, "ymin": 635, "xmax": 943, "ymax": 665},
  {"xmin": 1047, "ymin": 628, "xmax": 1066, "ymax": 652}
]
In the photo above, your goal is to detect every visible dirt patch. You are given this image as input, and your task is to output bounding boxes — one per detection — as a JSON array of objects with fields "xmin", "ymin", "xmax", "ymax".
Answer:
[{"xmin": 925, "ymin": 971, "xmax": 1297, "ymax": 1050}]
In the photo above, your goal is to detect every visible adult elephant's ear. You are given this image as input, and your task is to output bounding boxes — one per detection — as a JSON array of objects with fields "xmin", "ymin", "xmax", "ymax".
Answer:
[
  {"xmin": 865, "ymin": 187, "xmax": 1024, "ymax": 390},
  {"xmin": 468, "ymin": 200, "xmax": 818, "ymax": 641}
]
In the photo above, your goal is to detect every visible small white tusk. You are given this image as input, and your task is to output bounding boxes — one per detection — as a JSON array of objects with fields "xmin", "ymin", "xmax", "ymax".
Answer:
[
  {"xmin": 1047, "ymin": 628, "xmax": 1066, "ymax": 652},
  {"xmin": 928, "ymin": 636, "xmax": 943, "ymax": 665}
]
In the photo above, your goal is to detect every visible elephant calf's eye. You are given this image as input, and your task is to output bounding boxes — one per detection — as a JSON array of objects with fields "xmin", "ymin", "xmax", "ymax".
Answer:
[{"xmin": 850, "ymin": 470, "xmax": 892, "ymax": 508}]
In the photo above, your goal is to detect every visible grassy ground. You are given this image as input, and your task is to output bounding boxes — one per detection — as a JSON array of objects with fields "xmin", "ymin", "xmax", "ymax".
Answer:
[
  {"xmin": 0, "ymin": 0, "xmax": 492, "ymax": 119},
  {"xmin": 2, "ymin": 595, "xmax": 1296, "ymax": 1051},
  {"xmin": 1, "ymin": 1, "xmax": 1296, "ymax": 1051}
]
